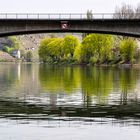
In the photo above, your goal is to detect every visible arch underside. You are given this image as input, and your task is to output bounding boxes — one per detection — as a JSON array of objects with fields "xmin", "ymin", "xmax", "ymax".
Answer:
[{"xmin": 0, "ymin": 29, "xmax": 140, "ymax": 38}]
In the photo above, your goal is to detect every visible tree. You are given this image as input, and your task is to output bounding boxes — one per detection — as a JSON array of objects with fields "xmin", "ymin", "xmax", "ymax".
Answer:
[
  {"xmin": 113, "ymin": 3, "xmax": 135, "ymax": 19},
  {"xmin": 25, "ymin": 51, "xmax": 33, "ymax": 62},
  {"xmin": 39, "ymin": 37, "xmax": 64, "ymax": 62},
  {"xmin": 74, "ymin": 44, "xmax": 81, "ymax": 62},
  {"xmin": 39, "ymin": 38, "xmax": 55, "ymax": 62},
  {"xmin": 119, "ymin": 38, "xmax": 137, "ymax": 63},
  {"xmin": 87, "ymin": 10, "xmax": 93, "ymax": 19},
  {"xmin": 63, "ymin": 35, "xmax": 80, "ymax": 58},
  {"xmin": 81, "ymin": 34, "xmax": 96, "ymax": 63},
  {"xmin": 47, "ymin": 38, "xmax": 64, "ymax": 61},
  {"xmin": 81, "ymin": 34, "xmax": 114, "ymax": 63},
  {"xmin": 100, "ymin": 35, "xmax": 114, "ymax": 63},
  {"xmin": 135, "ymin": 3, "xmax": 140, "ymax": 18},
  {"xmin": 9, "ymin": 36, "xmax": 20, "ymax": 49},
  {"xmin": 2, "ymin": 36, "xmax": 21, "ymax": 56}
]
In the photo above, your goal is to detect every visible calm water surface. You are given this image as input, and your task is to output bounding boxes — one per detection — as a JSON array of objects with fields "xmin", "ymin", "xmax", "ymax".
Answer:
[{"xmin": 0, "ymin": 64, "xmax": 140, "ymax": 140}]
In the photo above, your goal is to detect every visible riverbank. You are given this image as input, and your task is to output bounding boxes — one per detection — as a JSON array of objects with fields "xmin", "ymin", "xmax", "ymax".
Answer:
[
  {"xmin": 37, "ymin": 59, "xmax": 139, "ymax": 67},
  {"xmin": 1, "ymin": 60, "xmax": 140, "ymax": 69}
]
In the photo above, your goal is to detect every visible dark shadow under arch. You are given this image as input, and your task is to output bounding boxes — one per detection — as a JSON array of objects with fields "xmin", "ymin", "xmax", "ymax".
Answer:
[{"xmin": 0, "ymin": 30, "xmax": 140, "ymax": 38}]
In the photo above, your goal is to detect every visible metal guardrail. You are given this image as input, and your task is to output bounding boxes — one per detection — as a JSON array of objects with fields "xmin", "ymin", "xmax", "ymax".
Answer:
[{"xmin": 0, "ymin": 13, "xmax": 139, "ymax": 19}]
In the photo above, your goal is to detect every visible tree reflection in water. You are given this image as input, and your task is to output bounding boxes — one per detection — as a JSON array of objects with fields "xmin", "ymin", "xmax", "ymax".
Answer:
[{"xmin": 0, "ymin": 64, "xmax": 140, "ymax": 126}]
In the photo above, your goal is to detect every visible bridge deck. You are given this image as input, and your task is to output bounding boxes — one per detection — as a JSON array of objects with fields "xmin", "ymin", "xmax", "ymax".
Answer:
[{"xmin": 0, "ymin": 14, "xmax": 139, "ymax": 37}]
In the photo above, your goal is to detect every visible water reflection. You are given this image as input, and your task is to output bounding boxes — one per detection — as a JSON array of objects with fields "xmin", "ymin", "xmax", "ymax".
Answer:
[
  {"xmin": 39, "ymin": 65, "xmax": 140, "ymax": 104},
  {"xmin": 0, "ymin": 64, "xmax": 140, "ymax": 124}
]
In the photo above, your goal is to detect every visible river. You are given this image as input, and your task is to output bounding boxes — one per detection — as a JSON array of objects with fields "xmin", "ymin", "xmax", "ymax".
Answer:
[{"xmin": 0, "ymin": 63, "xmax": 140, "ymax": 140}]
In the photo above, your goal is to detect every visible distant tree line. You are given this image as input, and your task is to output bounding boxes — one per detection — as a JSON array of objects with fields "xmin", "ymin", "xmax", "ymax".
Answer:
[
  {"xmin": 38, "ymin": 34, "xmax": 138, "ymax": 65},
  {"xmin": 39, "ymin": 35, "xmax": 79, "ymax": 64},
  {"xmin": 113, "ymin": 3, "xmax": 140, "ymax": 19}
]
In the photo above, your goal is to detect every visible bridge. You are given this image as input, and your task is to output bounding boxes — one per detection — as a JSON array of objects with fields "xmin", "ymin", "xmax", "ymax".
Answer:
[{"xmin": 0, "ymin": 13, "xmax": 140, "ymax": 37}]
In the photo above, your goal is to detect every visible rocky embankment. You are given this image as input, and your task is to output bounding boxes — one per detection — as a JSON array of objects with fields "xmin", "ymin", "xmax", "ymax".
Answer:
[{"xmin": 0, "ymin": 51, "xmax": 15, "ymax": 62}]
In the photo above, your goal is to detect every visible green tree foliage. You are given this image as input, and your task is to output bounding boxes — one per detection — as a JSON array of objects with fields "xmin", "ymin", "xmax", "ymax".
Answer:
[
  {"xmin": 9, "ymin": 36, "xmax": 20, "ymax": 49},
  {"xmin": 47, "ymin": 38, "xmax": 64, "ymax": 62},
  {"xmin": 101, "ymin": 35, "xmax": 114, "ymax": 63},
  {"xmin": 119, "ymin": 38, "xmax": 137, "ymax": 63},
  {"xmin": 39, "ymin": 35, "xmax": 79, "ymax": 63},
  {"xmin": 39, "ymin": 34, "xmax": 138, "ymax": 65},
  {"xmin": 74, "ymin": 44, "xmax": 81, "ymax": 62},
  {"xmin": 39, "ymin": 38, "xmax": 53, "ymax": 62},
  {"xmin": 63, "ymin": 35, "xmax": 80, "ymax": 58},
  {"xmin": 81, "ymin": 34, "xmax": 114, "ymax": 63},
  {"xmin": 25, "ymin": 51, "xmax": 33, "ymax": 62},
  {"xmin": 81, "ymin": 34, "xmax": 96, "ymax": 63},
  {"xmin": 39, "ymin": 37, "xmax": 64, "ymax": 63},
  {"xmin": 2, "ymin": 46, "xmax": 11, "ymax": 53},
  {"xmin": 2, "ymin": 37, "xmax": 21, "ymax": 54}
]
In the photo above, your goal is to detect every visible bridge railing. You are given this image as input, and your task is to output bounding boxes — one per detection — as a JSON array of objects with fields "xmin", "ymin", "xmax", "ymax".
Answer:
[{"xmin": 0, "ymin": 13, "xmax": 139, "ymax": 19}]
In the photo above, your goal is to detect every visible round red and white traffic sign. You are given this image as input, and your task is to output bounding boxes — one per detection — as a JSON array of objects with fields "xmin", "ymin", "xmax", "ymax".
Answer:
[{"xmin": 61, "ymin": 22, "xmax": 68, "ymax": 29}]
